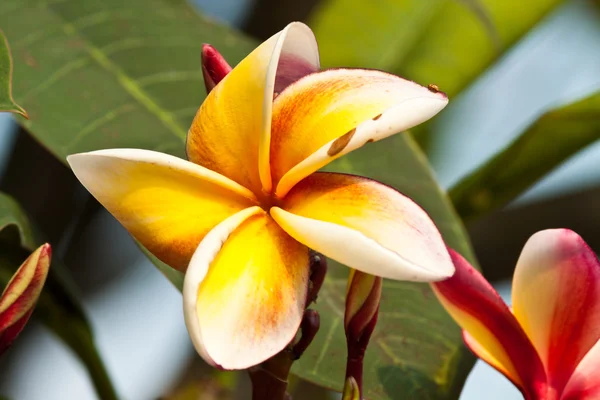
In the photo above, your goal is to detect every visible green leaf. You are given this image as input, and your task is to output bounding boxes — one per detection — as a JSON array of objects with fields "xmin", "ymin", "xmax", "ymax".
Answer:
[
  {"xmin": 0, "ymin": 29, "xmax": 27, "ymax": 118},
  {"xmin": 310, "ymin": 0, "xmax": 563, "ymax": 98},
  {"xmin": 450, "ymin": 91, "xmax": 600, "ymax": 222},
  {"xmin": 0, "ymin": 0, "xmax": 255, "ymax": 161},
  {"xmin": 2, "ymin": 1, "xmax": 477, "ymax": 397},
  {"xmin": 0, "ymin": 192, "xmax": 117, "ymax": 400}
]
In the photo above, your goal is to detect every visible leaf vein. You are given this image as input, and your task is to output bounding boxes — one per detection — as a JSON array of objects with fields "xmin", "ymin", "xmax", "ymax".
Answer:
[
  {"xmin": 65, "ymin": 102, "xmax": 137, "ymax": 152},
  {"xmin": 311, "ymin": 318, "xmax": 340, "ymax": 375},
  {"xmin": 57, "ymin": 21, "xmax": 187, "ymax": 140}
]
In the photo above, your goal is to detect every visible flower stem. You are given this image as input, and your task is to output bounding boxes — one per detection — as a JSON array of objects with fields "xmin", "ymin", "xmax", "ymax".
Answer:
[
  {"xmin": 248, "ymin": 252, "xmax": 326, "ymax": 400},
  {"xmin": 344, "ymin": 305, "xmax": 379, "ymax": 397}
]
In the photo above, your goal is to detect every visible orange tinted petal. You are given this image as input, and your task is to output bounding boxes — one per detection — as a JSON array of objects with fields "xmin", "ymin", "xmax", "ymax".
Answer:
[
  {"xmin": 68, "ymin": 149, "xmax": 257, "ymax": 271},
  {"xmin": 188, "ymin": 23, "xmax": 319, "ymax": 194},
  {"xmin": 270, "ymin": 69, "xmax": 448, "ymax": 197}
]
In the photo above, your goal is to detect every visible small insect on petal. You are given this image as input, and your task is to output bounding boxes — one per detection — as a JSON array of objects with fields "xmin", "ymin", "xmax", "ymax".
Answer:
[
  {"xmin": 0, "ymin": 244, "xmax": 52, "ymax": 355},
  {"xmin": 427, "ymin": 84, "xmax": 440, "ymax": 93}
]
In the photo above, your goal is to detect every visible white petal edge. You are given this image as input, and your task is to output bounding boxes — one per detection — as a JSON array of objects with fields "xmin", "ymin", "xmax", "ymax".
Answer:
[
  {"xmin": 275, "ymin": 94, "xmax": 448, "ymax": 198},
  {"xmin": 259, "ymin": 22, "xmax": 320, "ymax": 193},
  {"xmin": 270, "ymin": 207, "xmax": 454, "ymax": 282},
  {"xmin": 67, "ymin": 148, "xmax": 259, "ymax": 204},
  {"xmin": 182, "ymin": 206, "xmax": 263, "ymax": 367}
]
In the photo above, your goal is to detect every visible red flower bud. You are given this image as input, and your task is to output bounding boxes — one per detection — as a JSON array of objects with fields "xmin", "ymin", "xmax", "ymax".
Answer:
[
  {"xmin": 0, "ymin": 244, "xmax": 51, "ymax": 355},
  {"xmin": 201, "ymin": 44, "xmax": 232, "ymax": 94}
]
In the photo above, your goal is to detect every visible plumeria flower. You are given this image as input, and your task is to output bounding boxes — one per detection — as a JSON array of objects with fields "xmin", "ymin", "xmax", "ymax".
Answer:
[
  {"xmin": 0, "ymin": 244, "xmax": 51, "ymax": 355},
  {"xmin": 68, "ymin": 22, "xmax": 454, "ymax": 370},
  {"xmin": 432, "ymin": 229, "xmax": 600, "ymax": 400}
]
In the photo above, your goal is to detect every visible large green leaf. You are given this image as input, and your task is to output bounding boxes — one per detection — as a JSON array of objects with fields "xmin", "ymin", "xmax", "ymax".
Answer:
[
  {"xmin": 310, "ymin": 0, "xmax": 563, "ymax": 98},
  {"xmin": 2, "ymin": 0, "xmax": 477, "ymax": 397},
  {"xmin": 450, "ymin": 91, "xmax": 600, "ymax": 221},
  {"xmin": 0, "ymin": 193, "xmax": 117, "ymax": 400},
  {"xmin": 0, "ymin": 0, "xmax": 254, "ymax": 160},
  {"xmin": 0, "ymin": 29, "xmax": 26, "ymax": 117}
]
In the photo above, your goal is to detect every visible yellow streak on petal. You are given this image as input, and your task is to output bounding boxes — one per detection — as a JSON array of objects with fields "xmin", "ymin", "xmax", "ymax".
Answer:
[
  {"xmin": 68, "ymin": 149, "xmax": 256, "ymax": 271},
  {"xmin": 188, "ymin": 22, "xmax": 318, "ymax": 196},
  {"xmin": 193, "ymin": 213, "xmax": 309, "ymax": 369},
  {"xmin": 433, "ymin": 289, "xmax": 523, "ymax": 388}
]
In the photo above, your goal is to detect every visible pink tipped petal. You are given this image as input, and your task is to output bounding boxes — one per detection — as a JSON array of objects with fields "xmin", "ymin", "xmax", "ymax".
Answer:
[
  {"xmin": 512, "ymin": 229, "xmax": 600, "ymax": 394},
  {"xmin": 201, "ymin": 44, "xmax": 232, "ymax": 94},
  {"xmin": 0, "ymin": 244, "xmax": 52, "ymax": 355},
  {"xmin": 431, "ymin": 249, "xmax": 546, "ymax": 398},
  {"xmin": 562, "ymin": 340, "xmax": 600, "ymax": 400}
]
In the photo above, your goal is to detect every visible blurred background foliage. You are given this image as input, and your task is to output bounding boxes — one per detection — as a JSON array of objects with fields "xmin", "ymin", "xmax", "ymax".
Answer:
[{"xmin": 0, "ymin": 0, "xmax": 599, "ymax": 399}]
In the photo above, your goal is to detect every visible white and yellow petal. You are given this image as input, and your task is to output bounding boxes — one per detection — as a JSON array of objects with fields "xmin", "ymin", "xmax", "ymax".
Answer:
[
  {"xmin": 67, "ymin": 149, "xmax": 257, "ymax": 271},
  {"xmin": 188, "ymin": 22, "xmax": 319, "ymax": 195},
  {"xmin": 183, "ymin": 208, "xmax": 310, "ymax": 369},
  {"xmin": 270, "ymin": 172, "xmax": 453, "ymax": 281},
  {"xmin": 269, "ymin": 69, "xmax": 448, "ymax": 197},
  {"xmin": 512, "ymin": 229, "xmax": 600, "ymax": 394}
]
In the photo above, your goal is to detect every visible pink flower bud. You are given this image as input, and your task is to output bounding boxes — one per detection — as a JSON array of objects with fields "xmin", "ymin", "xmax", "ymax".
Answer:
[{"xmin": 201, "ymin": 44, "xmax": 232, "ymax": 94}]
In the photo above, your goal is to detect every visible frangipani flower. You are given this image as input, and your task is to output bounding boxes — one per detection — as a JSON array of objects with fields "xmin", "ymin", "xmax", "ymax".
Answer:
[
  {"xmin": 432, "ymin": 229, "xmax": 600, "ymax": 400},
  {"xmin": 0, "ymin": 244, "xmax": 51, "ymax": 355},
  {"xmin": 68, "ymin": 22, "xmax": 454, "ymax": 370}
]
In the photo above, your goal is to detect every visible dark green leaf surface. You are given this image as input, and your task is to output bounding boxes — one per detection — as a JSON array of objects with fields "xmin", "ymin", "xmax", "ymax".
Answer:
[
  {"xmin": 0, "ymin": 0, "xmax": 254, "ymax": 161},
  {"xmin": 311, "ymin": 0, "xmax": 563, "ymax": 98},
  {"xmin": 2, "ymin": 1, "xmax": 477, "ymax": 397},
  {"xmin": 0, "ymin": 30, "xmax": 27, "ymax": 117},
  {"xmin": 450, "ymin": 91, "xmax": 600, "ymax": 221},
  {"xmin": 0, "ymin": 192, "xmax": 117, "ymax": 400}
]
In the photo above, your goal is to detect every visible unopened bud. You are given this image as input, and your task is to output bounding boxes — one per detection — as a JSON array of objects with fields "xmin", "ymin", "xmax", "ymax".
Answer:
[
  {"xmin": 342, "ymin": 376, "xmax": 361, "ymax": 400},
  {"xmin": 345, "ymin": 270, "xmax": 382, "ymax": 339},
  {"xmin": 344, "ymin": 270, "xmax": 382, "ymax": 397},
  {"xmin": 0, "ymin": 244, "xmax": 51, "ymax": 355},
  {"xmin": 201, "ymin": 44, "xmax": 232, "ymax": 94}
]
